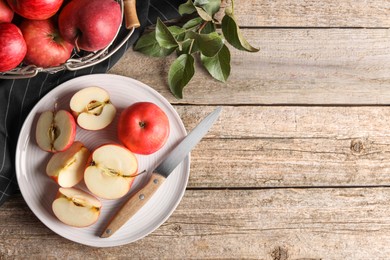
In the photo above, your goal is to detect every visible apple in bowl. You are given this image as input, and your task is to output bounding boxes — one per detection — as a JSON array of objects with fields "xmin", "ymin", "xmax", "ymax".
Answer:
[
  {"xmin": 7, "ymin": 0, "xmax": 63, "ymax": 20},
  {"xmin": 52, "ymin": 187, "xmax": 102, "ymax": 227},
  {"xmin": 58, "ymin": 0, "xmax": 121, "ymax": 52},
  {"xmin": 0, "ymin": 0, "xmax": 13, "ymax": 23},
  {"xmin": 70, "ymin": 86, "xmax": 116, "ymax": 131},
  {"xmin": 19, "ymin": 18, "xmax": 74, "ymax": 68},
  {"xmin": 0, "ymin": 23, "xmax": 27, "ymax": 72},
  {"xmin": 118, "ymin": 102, "xmax": 170, "ymax": 155},
  {"xmin": 35, "ymin": 109, "xmax": 76, "ymax": 153},
  {"xmin": 84, "ymin": 144, "xmax": 138, "ymax": 200},
  {"xmin": 46, "ymin": 141, "xmax": 90, "ymax": 188}
]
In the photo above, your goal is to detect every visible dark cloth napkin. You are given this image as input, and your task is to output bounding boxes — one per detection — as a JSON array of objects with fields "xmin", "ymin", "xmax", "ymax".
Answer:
[{"xmin": 0, "ymin": 0, "xmax": 184, "ymax": 206}]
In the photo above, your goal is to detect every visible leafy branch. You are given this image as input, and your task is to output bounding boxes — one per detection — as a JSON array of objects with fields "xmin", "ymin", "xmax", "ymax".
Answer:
[{"xmin": 134, "ymin": 0, "xmax": 259, "ymax": 99}]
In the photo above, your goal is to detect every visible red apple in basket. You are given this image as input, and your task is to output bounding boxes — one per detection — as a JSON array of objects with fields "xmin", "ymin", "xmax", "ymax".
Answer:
[
  {"xmin": 0, "ymin": 0, "xmax": 13, "ymax": 23},
  {"xmin": 20, "ymin": 19, "xmax": 74, "ymax": 68},
  {"xmin": 7, "ymin": 0, "xmax": 63, "ymax": 20},
  {"xmin": 69, "ymin": 86, "xmax": 116, "ymax": 131},
  {"xmin": 118, "ymin": 102, "xmax": 170, "ymax": 155},
  {"xmin": 0, "ymin": 23, "xmax": 26, "ymax": 72},
  {"xmin": 46, "ymin": 141, "xmax": 90, "ymax": 188},
  {"xmin": 58, "ymin": 0, "xmax": 121, "ymax": 52},
  {"xmin": 52, "ymin": 187, "xmax": 102, "ymax": 227},
  {"xmin": 84, "ymin": 144, "xmax": 138, "ymax": 200},
  {"xmin": 35, "ymin": 109, "xmax": 76, "ymax": 153}
]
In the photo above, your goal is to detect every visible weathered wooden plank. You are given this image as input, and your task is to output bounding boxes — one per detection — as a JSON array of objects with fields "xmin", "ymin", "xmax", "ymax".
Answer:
[
  {"xmin": 232, "ymin": 0, "xmax": 390, "ymax": 27},
  {"xmin": 2, "ymin": 189, "xmax": 390, "ymax": 259},
  {"xmin": 110, "ymin": 29, "xmax": 390, "ymax": 105},
  {"xmin": 176, "ymin": 105, "xmax": 390, "ymax": 187}
]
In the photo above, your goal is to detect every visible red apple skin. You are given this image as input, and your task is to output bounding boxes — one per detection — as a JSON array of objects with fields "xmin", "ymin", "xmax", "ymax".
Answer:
[
  {"xmin": 0, "ymin": 0, "xmax": 13, "ymax": 23},
  {"xmin": 58, "ymin": 0, "xmax": 121, "ymax": 52},
  {"xmin": 118, "ymin": 102, "xmax": 170, "ymax": 155},
  {"xmin": 19, "ymin": 19, "xmax": 74, "ymax": 68},
  {"xmin": 7, "ymin": 0, "xmax": 63, "ymax": 20},
  {"xmin": 0, "ymin": 23, "xmax": 26, "ymax": 72},
  {"xmin": 53, "ymin": 111, "xmax": 76, "ymax": 153}
]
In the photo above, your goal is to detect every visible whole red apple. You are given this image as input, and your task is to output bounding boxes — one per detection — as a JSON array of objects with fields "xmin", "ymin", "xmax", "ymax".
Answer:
[
  {"xmin": 118, "ymin": 102, "xmax": 170, "ymax": 155},
  {"xmin": 0, "ymin": 23, "xmax": 26, "ymax": 72},
  {"xmin": 7, "ymin": 0, "xmax": 63, "ymax": 20},
  {"xmin": 0, "ymin": 0, "xmax": 13, "ymax": 23},
  {"xmin": 20, "ymin": 19, "xmax": 74, "ymax": 68},
  {"xmin": 58, "ymin": 0, "xmax": 121, "ymax": 52}
]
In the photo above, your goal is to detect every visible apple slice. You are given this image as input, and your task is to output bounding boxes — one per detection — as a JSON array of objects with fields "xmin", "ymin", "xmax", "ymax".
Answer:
[
  {"xmin": 35, "ymin": 109, "xmax": 76, "ymax": 152},
  {"xmin": 84, "ymin": 144, "xmax": 138, "ymax": 199},
  {"xmin": 46, "ymin": 141, "xmax": 90, "ymax": 188},
  {"xmin": 52, "ymin": 187, "xmax": 102, "ymax": 227},
  {"xmin": 69, "ymin": 86, "xmax": 116, "ymax": 130}
]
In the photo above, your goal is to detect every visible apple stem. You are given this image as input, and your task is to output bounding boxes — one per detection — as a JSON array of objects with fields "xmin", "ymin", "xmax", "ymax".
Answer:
[
  {"xmin": 75, "ymin": 36, "xmax": 81, "ymax": 53},
  {"xmin": 53, "ymin": 102, "xmax": 58, "ymax": 113},
  {"xmin": 139, "ymin": 121, "xmax": 146, "ymax": 128},
  {"xmin": 128, "ymin": 169, "xmax": 147, "ymax": 178}
]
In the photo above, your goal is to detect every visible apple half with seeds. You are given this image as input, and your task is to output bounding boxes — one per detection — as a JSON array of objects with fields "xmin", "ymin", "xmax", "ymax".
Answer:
[
  {"xmin": 52, "ymin": 187, "xmax": 102, "ymax": 227},
  {"xmin": 84, "ymin": 144, "xmax": 138, "ymax": 200},
  {"xmin": 46, "ymin": 141, "xmax": 90, "ymax": 188},
  {"xmin": 35, "ymin": 109, "xmax": 76, "ymax": 152},
  {"xmin": 70, "ymin": 86, "xmax": 116, "ymax": 130}
]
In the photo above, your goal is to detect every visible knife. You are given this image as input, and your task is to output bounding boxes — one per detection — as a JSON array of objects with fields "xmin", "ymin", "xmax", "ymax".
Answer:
[{"xmin": 100, "ymin": 107, "xmax": 222, "ymax": 238}]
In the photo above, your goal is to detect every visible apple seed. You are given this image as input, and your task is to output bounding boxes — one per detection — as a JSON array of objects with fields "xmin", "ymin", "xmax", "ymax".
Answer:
[{"xmin": 48, "ymin": 122, "xmax": 60, "ymax": 149}]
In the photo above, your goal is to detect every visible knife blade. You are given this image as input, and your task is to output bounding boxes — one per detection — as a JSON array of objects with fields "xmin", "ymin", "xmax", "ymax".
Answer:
[{"xmin": 100, "ymin": 107, "xmax": 222, "ymax": 238}]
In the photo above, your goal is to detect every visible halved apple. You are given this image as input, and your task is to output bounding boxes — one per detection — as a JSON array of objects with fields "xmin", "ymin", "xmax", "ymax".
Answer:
[
  {"xmin": 84, "ymin": 144, "xmax": 138, "ymax": 199},
  {"xmin": 35, "ymin": 109, "xmax": 76, "ymax": 152},
  {"xmin": 69, "ymin": 86, "xmax": 116, "ymax": 130},
  {"xmin": 46, "ymin": 141, "xmax": 90, "ymax": 188},
  {"xmin": 52, "ymin": 187, "xmax": 102, "ymax": 227}
]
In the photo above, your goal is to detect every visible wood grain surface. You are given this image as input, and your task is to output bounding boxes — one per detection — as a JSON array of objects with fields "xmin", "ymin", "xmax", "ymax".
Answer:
[
  {"xmin": 2, "ymin": 0, "xmax": 390, "ymax": 259},
  {"xmin": 233, "ymin": 0, "xmax": 390, "ymax": 27},
  {"xmin": 111, "ymin": 29, "xmax": 390, "ymax": 105}
]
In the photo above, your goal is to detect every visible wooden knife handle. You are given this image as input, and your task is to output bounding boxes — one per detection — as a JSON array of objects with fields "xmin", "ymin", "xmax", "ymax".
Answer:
[
  {"xmin": 100, "ymin": 172, "xmax": 165, "ymax": 238},
  {"xmin": 123, "ymin": 0, "xmax": 140, "ymax": 29}
]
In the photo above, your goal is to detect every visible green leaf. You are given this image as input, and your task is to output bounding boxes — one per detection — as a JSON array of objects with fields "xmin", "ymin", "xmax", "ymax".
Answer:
[
  {"xmin": 134, "ymin": 31, "xmax": 175, "ymax": 57},
  {"xmin": 179, "ymin": 0, "xmax": 196, "ymax": 15},
  {"xmin": 168, "ymin": 54, "xmax": 195, "ymax": 99},
  {"xmin": 195, "ymin": 0, "xmax": 220, "ymax": 16},
  {"xmin": 200, "ymin": 22, "xmax": 216, "ymax": 34},
  {"xmin": 156, "ymin": 18, "xmax": 178, "ymax": 49},
  {"xmin": 194, "ymin": 6, "xmax": 213, "ymax": 21},
  {"xmin": 194, "ymin": 0, "xmax": 209, "ymax": 5},
  {"xmin": 187, "ymin": 31, "xmax": 223, "ymax": 57},
  {"xmin": 177, "ymin": 39, "xmax": 198, "ymax": 55},
  {"xmin": 221, "ymin": 14, "xmax": 259, "ymax": 52},
  {"xmin": 168, "ymin": 26, "xmax": 186, "ymax": 41},
  {"xmin": 201, "ymin": 44, "xmax": 231, "ymax": 82},
  {"xmin": 183, "ymin": 17, "xmax": 203, "ymax": 29}
]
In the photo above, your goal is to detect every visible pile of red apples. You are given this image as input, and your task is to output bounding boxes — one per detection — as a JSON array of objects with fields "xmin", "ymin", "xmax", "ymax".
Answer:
[
  {"xmin": 36, "ymin": 86, "xmax": 170, "ymax": 227},
  {"xmin": 0, "ymin": 0, "xmax": 122, "ymax": 72}
]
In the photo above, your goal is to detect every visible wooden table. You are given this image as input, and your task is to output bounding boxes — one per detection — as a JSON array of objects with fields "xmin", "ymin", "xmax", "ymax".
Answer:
[{"xmin": 2, "ymin": 1, "xmax": 390, "ymax": 259}]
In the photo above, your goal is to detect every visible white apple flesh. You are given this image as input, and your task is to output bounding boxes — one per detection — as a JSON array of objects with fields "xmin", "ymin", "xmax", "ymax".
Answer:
[
  {"xmin": 35, "ymin": 109, "xmax": 76, "ymax": 152},
  {"xmin": 70, "ymin": 87, "xmax": 116, "ymax": 131},
  {"xmin": 84, "ymin": 144, "xmax": 138, "ymax": 199},
  {"xmin": 52, "ymin": 187, "xmax": 102, "ymax": 227},
  {"xmin": 46, "ymin": 141, "xmax": 90, "ymax": 187}
]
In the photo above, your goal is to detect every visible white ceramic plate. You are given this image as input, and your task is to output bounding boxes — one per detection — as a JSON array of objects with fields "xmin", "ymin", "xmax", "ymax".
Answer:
[{"xmin": 15, "ymin": 74, "xmax": 190, "ymax": 247}]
